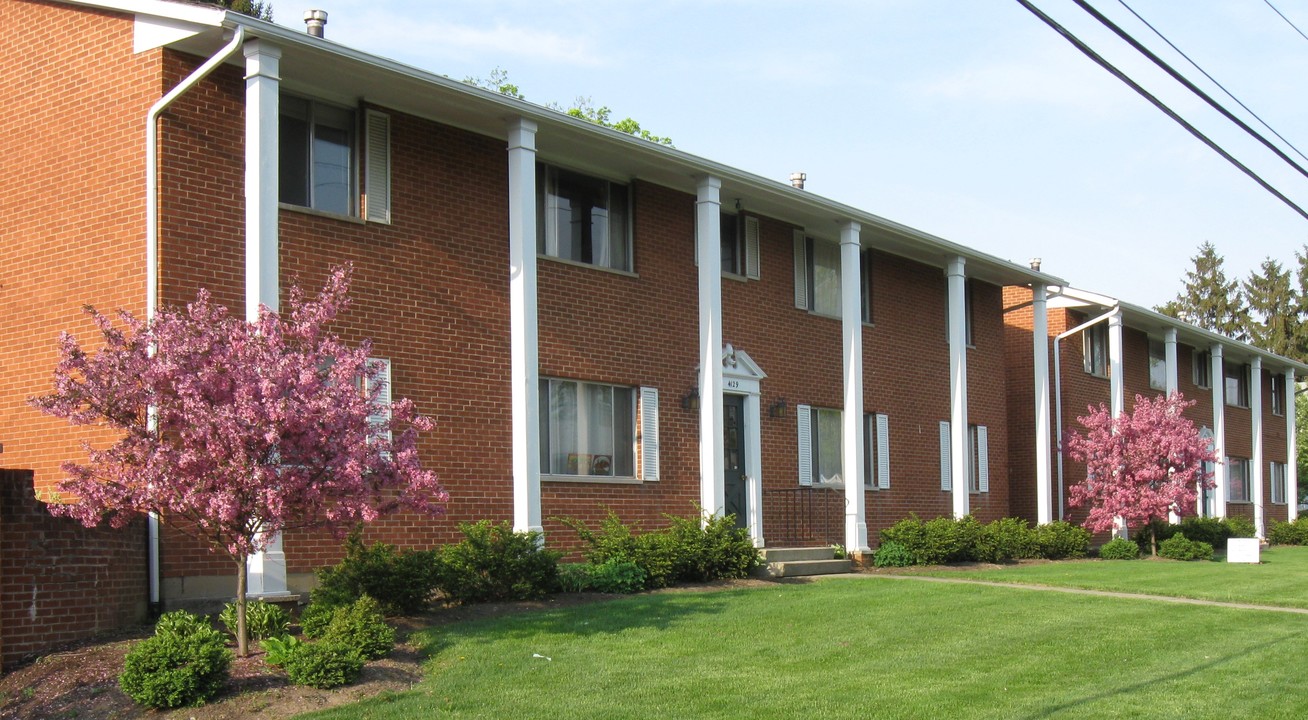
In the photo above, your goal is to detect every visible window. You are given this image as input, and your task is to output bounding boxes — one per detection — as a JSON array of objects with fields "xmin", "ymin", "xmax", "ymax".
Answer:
[
  {"xmin": 1083, "ymin": 323, "xmax": 1108, "ymax": 376},
  {"xmin": 720, "ymin": 213, "xmax": 740, "ymax": 276},
  {"xmin": 1272, "ymin": 374, "xmax": 1286, "ymax": 416},
  {"xmin": 860, "ymin": 250, "xmax": 873, "ymax": 324},
  {"xmin": 793, "ymin": 235, "xmax": 870, "ymax": 321},
  {"xmin": 938, "ymin": 421, "xmax": 988, "ymax": 493},
  {"xmin": 361, "ymin": 358, "xmax": 392, "ymax": 445},
  {"xmin": 1224, "ymin": 363, "xmax": 1250, "ymax": 408},
  {"xmin": 1193, "ymin": 350, "xmax": 1211, "ymax": 388},
  {"xmin": 1227, "ymin": 457, "xmax": 1251, "ymax": 503},
  {"xmin": 862, "ymin": 412, "xmax": 890, "ymax": 489},
  {"xmin": 537, "ymin": 164, "xmax": 631, "ymax": 271},
  {"xmin": 1271, "ymin": 461, "xmax": 1288, "ymax": 505},
  {"xmin": 796, "ymin": 405, "xmax": 841, "ymax": 485},
  {"xmin": 1148, "ymin": 339, "xmax": 1166, "ymax": 391},
  {"xmin": 280, "ymin": 96, "xmax": 357, "ymax": 216},
  {"xmin": 539, "ymin": 379, "xmax": 635, "ymax": 477}
]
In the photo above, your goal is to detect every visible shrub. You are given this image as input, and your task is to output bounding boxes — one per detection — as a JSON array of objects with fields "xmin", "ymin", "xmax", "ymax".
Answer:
[
  {"xmin": 557, "ymin": 563, "xmax": 593, "ymax": 593},
  {"xmin": 1158, "ymin": 533, "xmax": 1214, "ymax": 561},
  {"xmin": 259, "ymin": 635, "xmax": 303, "ymax": 667},
  {"xmin": 283, "ymin": 642, "xmax": 364, "ymax": 689},
  {"xmin": 872, "ymin": 540, "xmax": 914, "ymax": 568},
  {"xmin": 436, "ymin": 521, "xmax": 560, "ymax": 603},
  {"xmin": 1224, "ymin": 516, "xmax": 1257, "ymax": 539},
  {"xmin": 1268, "ymin": 517, "xmax": 1308, "ymax": 546},
  {"xmin": 879, "ymin": 515, "xmax": 978, "ymax": 565},
  {"xmin": 1131, "ymin": 518, "xmax": 1179, "ymax": 556},
  {"xmin": 119, "ymin": 611, "xmax": 231, "ymax": 709},
  {"xmin": 320, "ymin": 595, "xmax": 395, "ymax": 661},
  {"xmin": 973, "ymin": 517, "xmax": 1037, "ymax": 563},
  {"xmin": 1177, "ymin": 517, "xmax": 1230, "ymax": 547},
  {"xmin": 1098, "ymin": 537, "xmax": 1140, "ymax": 560},
  {"xmin": 313, "ymin": 532, "xmax": 439, "ymax": 616},
  {"xmin": 586, "ymin": 559, "xmax": 647, "ymax": 593},
  {"xmin": 1034, "ymin": 521, "xmax": 1091, "ymax": 559},
  {"xmin": 299, "ymin": 601, "xmax": 336, "ymax": 639},
  {"xmin": 219, "ymin": 599, "xmax": 290, "ymax": 641}
]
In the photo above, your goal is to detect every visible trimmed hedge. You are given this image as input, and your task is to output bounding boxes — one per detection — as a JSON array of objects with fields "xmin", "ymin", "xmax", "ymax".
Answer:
[
  {"xmin": 1158, "ymin": 534, "xmax": 1214, "ymax": 561},
  {"xmin": 1269, "ymin": 517, "xmax": 1308, "ymax": 546},
  {"xmin": 436, "ymin": 521, "xmax": 561, "ymax": 603},
  {"xmin": 1099, "ymin": 537, "xmax": 1140, "ymax": 560},
  {"xmin": 876, "ymin": 516, "xmax": 1088, "ymax": 566}
]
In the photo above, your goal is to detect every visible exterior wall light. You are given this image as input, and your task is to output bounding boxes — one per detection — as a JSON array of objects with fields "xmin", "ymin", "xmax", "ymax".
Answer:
[
  {"xmin": 682, "ymin": 387, "xmax": 700, "ymax": 412},
  {"xmin": 769, "ymin": 398, "xmax": 788, "ymax": 418}
]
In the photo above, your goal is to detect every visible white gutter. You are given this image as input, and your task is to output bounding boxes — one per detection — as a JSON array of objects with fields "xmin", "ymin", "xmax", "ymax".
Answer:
[
  {"xmin": 1052, "ymin": 305, "xmax": 1119, "ymax": 521},
  {"xmin": 143, "ymin": 25, "xmax": 246, "ymax": 609}
]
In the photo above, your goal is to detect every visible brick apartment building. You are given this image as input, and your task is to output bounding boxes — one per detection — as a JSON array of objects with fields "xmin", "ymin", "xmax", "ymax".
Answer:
[{"xmin": 2, "ymin": 0, "xmax": 1302, "ymax": 668}]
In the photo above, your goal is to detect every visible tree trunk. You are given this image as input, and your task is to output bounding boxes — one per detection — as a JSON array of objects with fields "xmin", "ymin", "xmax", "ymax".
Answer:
[
  {"xmin": 1151, "ymin": 528, "xmax": 1158, "ymax": 557},
  {"xmin": 235, "ymin": 555, "xmax": 248, "ymax": 657}
]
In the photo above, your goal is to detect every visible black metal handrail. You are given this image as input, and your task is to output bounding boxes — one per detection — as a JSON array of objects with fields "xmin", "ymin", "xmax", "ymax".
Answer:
[{"xmin": 762, "ymin": 486, "xmax": 845, "ymax": 547}]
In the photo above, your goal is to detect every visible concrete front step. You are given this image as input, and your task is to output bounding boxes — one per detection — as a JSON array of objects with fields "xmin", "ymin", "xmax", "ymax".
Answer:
[
  {"xmin": 762, "ymin": 558, "xmax": 853, "ymax": 578},
  {"xmin": 761, "ymin": 546, "xmax": 839, "ymax": 563}
]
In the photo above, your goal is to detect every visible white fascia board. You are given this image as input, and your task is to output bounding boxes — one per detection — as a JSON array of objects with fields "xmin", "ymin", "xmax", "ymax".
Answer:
[
  {"xmin": 59, "ymin": 0, "xmax": 224, "ymax": 25},
  {"xmin": 134, "ymin": 15, "xmax": 212, "ymax": 53}
]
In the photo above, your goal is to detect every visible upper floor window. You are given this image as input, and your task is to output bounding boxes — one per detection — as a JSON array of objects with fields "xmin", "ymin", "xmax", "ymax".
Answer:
[
  {"xmin": 1193, "ymin": 349, "xmax": 1212, "ymax": 388},
  {"xmin": 537, "ymin": 164, "xmax": 631, "ymax": 271},
  {"xmin": 539, "ymin": 379, "xmax": 635, "ymax": 477},
  {"xmin": 280, "ymin": 96, "xmax": 356, "ymax": 216},
  {"xmin": 1272, "ymin": 373, "xmax": 1287, "ymax": 416},
  {"xmin": 1083, "ymin": 323, "xmax": 1108, "ymax": 377},
  {"xmin": 860, "ymin": 251, "xmax": 873, "ymax": 324},
  {"xmin": 1148, "ymin": 339, "xmax": 1167, "ymax": 391},
  {"xmin": 793, "ymin": 236, "xmax": 871, "ymax": 321},
  {"xmin": 1225, "ymin": 362, "xmax": 1250, "ymax": 408}
]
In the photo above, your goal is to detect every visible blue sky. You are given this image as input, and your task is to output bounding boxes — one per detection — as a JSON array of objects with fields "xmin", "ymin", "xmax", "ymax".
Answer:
[{"xmin": 277, "ymin": 1, "xmax": 1308, "ymax": 308}]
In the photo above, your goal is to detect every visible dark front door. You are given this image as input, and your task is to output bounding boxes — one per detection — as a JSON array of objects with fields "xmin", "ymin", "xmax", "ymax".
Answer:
[{"xmin": 723, "ymin": 394, "xmax": 747, "ymax": 529}]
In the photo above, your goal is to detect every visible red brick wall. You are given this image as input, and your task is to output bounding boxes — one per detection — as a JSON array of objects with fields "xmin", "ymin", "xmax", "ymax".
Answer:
[{"xmin": 1, "ymin": 470, "xmax": 147, "ymax": 671}]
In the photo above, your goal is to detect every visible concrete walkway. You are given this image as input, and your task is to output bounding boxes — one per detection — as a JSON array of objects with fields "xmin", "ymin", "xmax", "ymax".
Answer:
[{"xmin": 823, "ymin": 572, "xmax": 1308, "ymax": 615}]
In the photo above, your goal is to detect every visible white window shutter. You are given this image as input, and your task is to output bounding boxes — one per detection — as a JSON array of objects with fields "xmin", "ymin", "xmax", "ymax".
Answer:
[
  {"xmin": 976, "ymin": 425, "xmax": 989, "ymax": 493},
  {"xmin": 366, "ymin": 358, "xmax": 393, "ymax": 443},
  {"xmin": 364, "ymin": 110, "xmax": 391, "ymax": 223},
  {"xmin": 939, "ymin": 421, "xmax": 952, "ymax": 491},
  {"xmin": 793, "ymin": 230, "xmax": 808, "ymax": 309},
  {"xmin": 745, "ymin": 216, "xmax": 761, "ymax": 280},
  {"xmin": 797, "ymin": 404, "xmax": 812, "ymax": 486},
  {"xmin": 640, "ymin": 387, "xmax": 660, "ymax": 481},
  {"xmin": 876, "ymin": 413, "xmax": 891, "ymax": 490}
]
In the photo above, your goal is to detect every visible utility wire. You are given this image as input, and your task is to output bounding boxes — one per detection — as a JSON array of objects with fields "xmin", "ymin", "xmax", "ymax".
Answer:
[
  {"xmin": 1118, "ymin": 0, "xmax": 1308, "ymax": 165},
  {"xmin": 1013, "ymin": 0, "xmax": 1308, "ymax": 222},
  {"xmin": 1264, "ymin": 0, "xmax": 1308, "ymax": 44},
  {"xmin": 1072, "ymin": 0, "xmax": 1308, "ymax": 183}
]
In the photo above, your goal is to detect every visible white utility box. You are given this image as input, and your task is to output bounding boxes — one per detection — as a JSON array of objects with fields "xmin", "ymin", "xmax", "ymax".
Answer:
[{"xmin": 1227, "ymin": 538, "xmax": 1261, "ymax": 564}]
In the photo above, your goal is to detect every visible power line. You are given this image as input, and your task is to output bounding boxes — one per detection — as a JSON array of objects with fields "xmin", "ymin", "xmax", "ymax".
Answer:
[
  {"xmin": 1071, "ymin": 0, "xmax": 1308, "ymax": 183},
  {"xmin": 1117, "ymin": 0, "xmax": 1308, "ymax": 165},
  {"xmin": 1013, "ymin": 0, "xmax": 1308, "ymax": 221},
  {"xmin": 1263, "ymin": 0, "xmax": 1308, "ymax": 44}
]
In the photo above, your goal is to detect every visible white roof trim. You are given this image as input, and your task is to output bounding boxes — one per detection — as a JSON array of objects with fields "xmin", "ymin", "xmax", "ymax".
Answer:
[{"xmin": 62, "ymin": 0, "xmax": 224, "ymax": 25}]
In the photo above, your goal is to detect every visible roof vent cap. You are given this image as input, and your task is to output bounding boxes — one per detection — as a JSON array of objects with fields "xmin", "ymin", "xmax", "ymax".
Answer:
[
  {"xmin": 304, "ymin": 9, "xmax": 328, "ymax": 38},
  {"xmin": 789, "ymin": 172, "xmax": 806, "ymax": 190},
  {"xmin": 1029, "ymin": 257, "xmax": 1042, "ymax": 271}
]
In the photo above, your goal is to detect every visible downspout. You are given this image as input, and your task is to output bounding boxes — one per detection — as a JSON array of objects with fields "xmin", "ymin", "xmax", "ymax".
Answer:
[
  {"xmin": 144, "ymin": 26, "xmax": 246, "ymax": 613},
  {"xmin": 1052, "ymin": 305, "xmax": 1119, "ymax": 521}
]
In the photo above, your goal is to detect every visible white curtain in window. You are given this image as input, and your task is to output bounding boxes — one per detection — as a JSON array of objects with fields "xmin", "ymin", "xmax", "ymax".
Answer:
[
  {"xmin": 816, "ymin": 408, "xmax": 842, "ymax": 484},
  {"xmin": 812, "ymin": 241, "xmax": 841, "ymax": 316}
]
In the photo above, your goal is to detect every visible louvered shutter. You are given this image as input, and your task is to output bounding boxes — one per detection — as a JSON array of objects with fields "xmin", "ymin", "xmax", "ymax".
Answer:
[
  {"xmin": 364, "ymin": 111, "xmax": 391, "ymax": 223},
  {"xmin": 793, "ymin": 230, "xmax": 808, "ymax": 309},
  {"xmin": 797, "ymin": 404, "xmax": 812, "ymax": 486},
  {"xmin": 640, "ymin": 387, "xmax": 659, "ymax": 481},
  {"xmin": 976, "ymin": 425, "xmax": 989, "ymax": 493},
  {"xmin": 745, "ymin": 216, "xmax": 761, "ymax": 279},
  {"xmin": 366, "ymin": 358, "xmax": 392, "ymax": 444},
  {"xmin": 876, "ymin": 413, "xmax": 891, "ymax": 490},
  {"xmin": 939, "ymin": 421, "xmax": 952, "ymax": 491}
]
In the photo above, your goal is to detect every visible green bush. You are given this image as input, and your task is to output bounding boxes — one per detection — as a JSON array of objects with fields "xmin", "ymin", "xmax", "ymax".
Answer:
[
  {"xmin": 283, "ymin": 642, "xmax": 364, "ymax": 689},
  {"xmin": 586, "ymin": 559, "xmax": 647, "ymax": 593},
  {"xmin": 1268, "ymin": 517, "xmax": 1308, "ymax": 546},
  {"xmin": 312, "ymin": 532, "xmax": 439, "ymax": 615},
  {"xmin": 318, "ymin": 595, "xmax": 395, "ymax": 661},
  {"xmin": 259, "ymin": 635, "xmax": 303, "ymax": 667},
  {"xmin": 1176, "ymin": 517, "xmax": 1230, "ymax": 547},
  {"xmin": 1224, "ymin": 516, "xmax": 1257, "ymax": 539},
  {"xmin": 872, "ymin": 540, "xmax": 914, "ymax": 568},
  {"xmin": 557, "ymin": 563, "xmax": 593, "ymax": 593},
  {"xmin": 299, "ymin": 601, "xmax": 336, "ymax": 639},
  {"xmin": 562, "ymin": 511, "xmax": 676, "ymax": 588},
  {"xmin": 879, "ymin": 515, "xmax": 979, "ymax": 565},
  {"xmin": 1035, "ymin": 521, "xmax": 1091, "ymax": 559},
  {"xmin": 973, "ymin": 517, "xmax": 1037, "ymax": 563},
  {"xmin": 219, "ymin": 599, "xmax": 290, "ymax": 641},
  {"xmin": 119, "ymin": 611, "xmax": 232, "ymax": 709},
  {"xmin": 1158, "ymin": 533, "xmax": 1214, "ymax": 561},
  {"xmin": 1098, "ymin": 537, "xmax": 1140, "ymax": 560},
  {"xmin": 1131, "ymin": 519, "xmax": 1179, "ymax": 555},
  {"xmin": 436, "ymin": 521, "xmax": 560, "ymax": 603}
]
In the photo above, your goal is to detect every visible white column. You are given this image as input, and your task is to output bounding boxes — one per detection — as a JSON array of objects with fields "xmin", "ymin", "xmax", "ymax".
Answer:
[
  {"xmin": 508, "ymin": 119, "xmax": 542, "ymax": 537},
  {"xmin": 243, "ymin": 39, "xmax": 286, "ymax": 596},
  {"xmin": 1252, "ymin": 358, "xmax": 1264, "ymax": 537},
  {"xmin": 839, "ymin": 221, "xmax": 868, "ymax": 553},
  {"xmin": 1108, "ymin": 311, "xmax": 1125, "ymax": 420},
  {"xmin": 1032, "ymin": 284, "xmax": 1052, "ymax": 525},
  {"xmin": 696, "ymin": 176, "xmax": 725, "ymax": 519},
  {"xmin": 1211, "ymin": 344, "xmax": 1227, "ymax": 518},
  {"xmin": 1165, "ymin": 328, "xmax": 1180, "ymax": 524},
  {"xmin": 1288, "ymin": 370, "xmax": 1298, "ymax": 521},
  {"xmin": 946, "ymin": 257, "xmax": 969, "ymax": 518}
]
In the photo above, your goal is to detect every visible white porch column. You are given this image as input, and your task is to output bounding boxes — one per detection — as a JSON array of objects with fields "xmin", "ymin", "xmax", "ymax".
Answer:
[
  {"xmin": 1032, "ymin": 284, "xmax": 1052, "ymax": 525},
  {"xmin": 243, "ymin": 39, "xmax": 286, "ymax": 597},
  {"xmin": 946, "ymin": 257, "xmax": 969, "ymax": 518},
  {"xmin": 1165, "ymin": 328, "xmax": 1180, "ymax": 524},
  {"xmin": 1211, "ymin": 344, "xmax": 1227, "ymax": 518},
  {"xmin": 1288, "ymin": 369, "xmax": 1298, "ymax": 521},
  {"xmin": 696, "ymin": 176, "xmax": 725, "ymax": 518},
  {"xmin": 508, "ymin": 118, "xmax": 542, "ymax": 536},
  {"xmin": 1252, "ymin": 357, "xmax": 1264, "ymax": 537},
  {"xmin": 839, "ymin": 221, "xmax": 868, "ymax": 553},
  {"xmin": 1108, "ymin": 311, "xmax": 1125, "ymax": 420}
]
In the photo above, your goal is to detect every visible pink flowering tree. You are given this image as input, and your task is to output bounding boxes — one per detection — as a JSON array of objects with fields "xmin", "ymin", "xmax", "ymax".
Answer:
[
  {"xmin": 31, "ymin": 265, "xmax": 446, "ymax": 656},
  {"xmin": 1064, "ymin": 392, "xmax": 1216, "ymax": 555}
]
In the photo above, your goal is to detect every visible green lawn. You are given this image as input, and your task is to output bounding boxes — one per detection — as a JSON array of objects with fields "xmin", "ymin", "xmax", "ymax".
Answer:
[
  {"xmin": 919, "ymin": 545, "xmax": 1308, "ymax": 609},
  {"xmin": 299, "ymin": 575, "xmax": 1308, "ymax": 720}
]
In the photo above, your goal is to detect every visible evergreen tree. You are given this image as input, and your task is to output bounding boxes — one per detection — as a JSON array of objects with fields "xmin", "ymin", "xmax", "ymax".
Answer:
[
  {"xmin": 1158, "ymin": 242, "xmax": 1249, "ymax": 340},
  {"xmin": 1243, "ymin": 257, "xmax": 1298, "ymax": 359}
]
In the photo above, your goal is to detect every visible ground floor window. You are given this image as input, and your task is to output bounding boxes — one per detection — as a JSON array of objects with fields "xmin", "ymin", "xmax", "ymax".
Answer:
[
  {"xmin": 1227, "ymin": 457, "xmax": 1251, "ymax": 503},
  {"xmin": 540, "ymin": 379, "xmax": 635, "ymax": 477},
  {"xmin": 1271, "ymin": 461, "xmax": 1288, "ymax": 505}
]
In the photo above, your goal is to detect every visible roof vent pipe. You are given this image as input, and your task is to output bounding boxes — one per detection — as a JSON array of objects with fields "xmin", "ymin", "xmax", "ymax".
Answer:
[
  {"xmin": 1029, "ymin": 257, "xmax": 1042, "ymax": 271},
  {"xmin": 789, "ymin": 172, "xmax": 806, "ymax": 190},
  {"xmin": 304, "ymin": 9, "xmax": 328, "ymax": 38}
]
